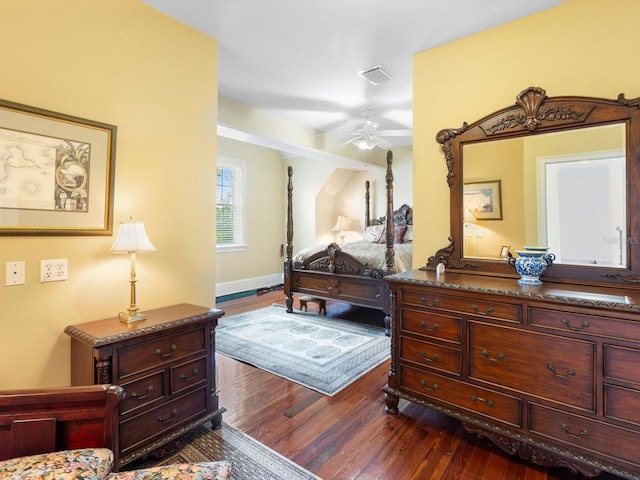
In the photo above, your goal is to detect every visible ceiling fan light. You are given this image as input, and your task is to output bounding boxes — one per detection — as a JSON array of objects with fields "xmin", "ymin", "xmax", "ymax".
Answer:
[
  {"xmin": 358, "ymin": 65, "xmax": 393, "ymax": 85},
  {"xmin": 354, "ymin": 137, "xmax": 379, "ymax": 150}
]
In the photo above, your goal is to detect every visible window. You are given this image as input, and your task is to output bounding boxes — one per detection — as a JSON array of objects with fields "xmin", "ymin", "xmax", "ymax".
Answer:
[{"xmin": 216, "ymin": 156, "xmax": 246, "ymax": 252}]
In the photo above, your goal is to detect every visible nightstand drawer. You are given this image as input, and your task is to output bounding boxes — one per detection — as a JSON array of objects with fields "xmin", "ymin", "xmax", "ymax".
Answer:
[
  {"xmin": 400, "ymin": 337, "xmax": 461, "ymax": 375},
  {"xmin": 118, "ymin": 327, "xmax": 206, "ymax": 379},
  {"xmin": 170, "ymin": 356, "xmax": 207, "ymax": 395},
  {"xmin": 120, "ymin": 371, "xmax": 165, "ymax": 416},
  {"xmin": 120, "ymin": 386, "xmax": 208, "ymax": 454},
  {"xmin": 400, "ymin": 364, "xmax": 521, "ymax": 427},
  {"xmin": 400, "ymin": 309, "xmax": 461, "ymax": 344}
]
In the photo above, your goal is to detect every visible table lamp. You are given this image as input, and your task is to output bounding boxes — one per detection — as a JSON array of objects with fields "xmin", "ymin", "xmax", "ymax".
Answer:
[
  {"xmin": 110, "ymin": 218, "xmax": 156, "ymax": 323},
  {"xmin": 332, "ymin": 215, "xmax": 349, "ymax": 243}
]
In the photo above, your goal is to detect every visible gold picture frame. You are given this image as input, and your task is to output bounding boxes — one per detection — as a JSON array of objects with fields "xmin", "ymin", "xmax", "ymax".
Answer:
[{"xmin": 0, "ymin": 99, "xmax": 116, "ymax": 235}]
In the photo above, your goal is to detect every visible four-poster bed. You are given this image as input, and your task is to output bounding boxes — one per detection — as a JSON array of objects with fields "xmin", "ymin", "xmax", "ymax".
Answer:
[{"xmin": 283, "ymin": 151, "xmax": 412, "ymax": 332}]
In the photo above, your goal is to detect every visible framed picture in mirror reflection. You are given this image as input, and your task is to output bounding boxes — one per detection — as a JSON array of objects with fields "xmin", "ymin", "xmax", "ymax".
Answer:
[{"xmin": 463, "ymin": 180, "xmax": 502, "ymax": 221}]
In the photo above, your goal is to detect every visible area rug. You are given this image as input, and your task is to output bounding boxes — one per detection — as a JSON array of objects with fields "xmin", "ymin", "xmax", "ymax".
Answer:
[
  {"xmin": 216, "ymin": 304, "xmax": 390, "ymax": 395},
  {"xmin": 129, "ymin": 423, "xmax": 320, "ymax": 480}
]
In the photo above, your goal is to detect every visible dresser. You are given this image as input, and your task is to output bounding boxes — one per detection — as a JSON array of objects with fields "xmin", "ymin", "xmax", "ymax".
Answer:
[
  {"xmin": 64, "ymin": 303, "xmax": 224, "ymax": 467},
  {"xmin": 383, "ymin": 270, "xmax": 640, "ymax": 479}
]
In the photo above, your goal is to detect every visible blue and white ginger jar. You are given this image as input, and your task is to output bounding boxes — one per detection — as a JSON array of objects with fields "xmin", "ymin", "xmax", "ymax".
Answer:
[{"xmin": 508, "ymin": 247, "xmax": 555, "ymax": 285}]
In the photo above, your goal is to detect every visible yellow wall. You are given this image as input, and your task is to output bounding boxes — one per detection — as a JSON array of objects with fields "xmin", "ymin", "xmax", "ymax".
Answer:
[
  {"xmin": 463, "ymin": 139, "xmax": 525, "ymax": 258},
  {"xmin": 216, "ymin": 137, "xmax": 284, "ymax": 290},
  {"xmin": 413, "ymin": 0, "xmax": 640, "ymax": 268},
  {"xmin": 0, "ymin": 1, "xmax": 217, "ymax": 388}
]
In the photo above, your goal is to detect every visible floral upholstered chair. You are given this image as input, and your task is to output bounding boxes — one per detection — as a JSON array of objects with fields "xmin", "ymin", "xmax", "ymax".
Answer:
[
  {"xmin": 0, "ymin": 385, "xmax": 231, "ymax": 479},
  {"xmin": 0, "ymin": 448, "xmax": 231, "ymax": 479}
]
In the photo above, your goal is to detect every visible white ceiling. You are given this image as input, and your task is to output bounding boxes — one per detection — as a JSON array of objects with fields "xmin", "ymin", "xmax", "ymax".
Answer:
[{"xmin": 143, "ymin": 0, "xmax": 563, "ymax": 150}]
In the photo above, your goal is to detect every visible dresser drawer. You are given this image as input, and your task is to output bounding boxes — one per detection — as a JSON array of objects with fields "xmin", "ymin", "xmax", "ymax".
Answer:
[
  {"xmin": 469, "ymin": 321, "xmax": 595, "ymax": 410},
  {"xmin": 400, "ymin": 364, "xmax": 521, "ymax": 427},
  {"xmin": 400, "ymin": 337, "xmax": 461, "ymax": 375},
  {"xmin": 605, "ymin": 384, "xmax": 640, "ymax": 427},
  {"xmin": 604, "ymin": 345, "xmax": 640, "ymax": 385},
  {"xmin": 400, "ymin": 308, "xmax": 461, "ymax": 344},
  {"xmin": 118, "ymin": 327, "xmax": 206, "ymax": 379},
  {"xmin": 400, "ymin": 289, "xmax": 521, "ymax": 322},
  {"xmin": 170, "ymin": 356, "xmax": 207, "ymax": 395},
  {"xmin": 119, "ymin": 386, "xmax": 208, "ymax": 454},
  {"xmin": 120, "ymin": 371, "xmax": 165, "ymax": 416},
  {"xmin": 529, "ymin": 402, "xmax": 640, "ymax": 468},
  {"xmin": 529, "ymin": 307, "xmax": 640, "ymax": 342}
]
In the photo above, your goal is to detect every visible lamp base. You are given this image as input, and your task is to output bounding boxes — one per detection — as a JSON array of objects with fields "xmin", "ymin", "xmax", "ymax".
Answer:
[{"xmin": 119, "ymin": 310, "xmax": 147, "ymax": 324}]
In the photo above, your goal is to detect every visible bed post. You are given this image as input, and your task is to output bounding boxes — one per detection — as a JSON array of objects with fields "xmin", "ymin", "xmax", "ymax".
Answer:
[
  {"xmin": 284, "ymin": 166, "xmax": 294, "ymax": 312},
  {"xmin": 383, "ymin": 151, "xmax": 395, "ymax": 334},
  {"xmin": 384, "ymin": 151, "xmax": 395, "ymax": 274},
  {"xmin": 365, "ymin": 180, "xmax": 371, "ymax": 228}
]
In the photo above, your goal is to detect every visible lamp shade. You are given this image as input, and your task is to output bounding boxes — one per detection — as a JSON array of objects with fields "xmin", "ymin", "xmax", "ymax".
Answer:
[
  {"xmin": 332, "ymin": 216, "xmax": 349, "ymax": 232},
  {"xmin": 463, "ymin": 208, "xmax": 478, "ymax": 223},
  {"xmin": 110, "ymin": 221, "xmax": 156, "ymax": 253}
]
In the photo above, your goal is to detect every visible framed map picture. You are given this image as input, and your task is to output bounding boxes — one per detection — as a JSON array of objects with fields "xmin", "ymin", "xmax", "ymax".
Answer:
[
  {"xmin": 0, "ymin": 99, "xmax": 116, "ymax": 235},
  {"xmin": 463, "ymin": 180, "xmax": 502, "ymax": 221}
]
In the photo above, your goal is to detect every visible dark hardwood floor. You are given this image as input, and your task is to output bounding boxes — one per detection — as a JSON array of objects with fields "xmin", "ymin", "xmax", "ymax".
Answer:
[{"xmin": 216, "ymin": 289, "xmax": 621, "ymax": 480}]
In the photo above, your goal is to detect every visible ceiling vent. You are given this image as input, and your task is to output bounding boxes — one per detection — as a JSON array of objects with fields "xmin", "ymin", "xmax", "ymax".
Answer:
[{"xmin": 358, "ymin": 65, "xmax": 393, "ymax": 85}]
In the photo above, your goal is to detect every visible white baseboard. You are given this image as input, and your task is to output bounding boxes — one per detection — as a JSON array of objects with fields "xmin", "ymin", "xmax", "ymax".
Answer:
[{"xmin": 215, "ymin": 273, "xmax": 283, "ymax": 297}]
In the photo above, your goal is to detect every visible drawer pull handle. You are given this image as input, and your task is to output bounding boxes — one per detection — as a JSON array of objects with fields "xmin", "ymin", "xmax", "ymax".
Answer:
[
  {"xmin": 180, "ymin": 368, "xmax": 199, "ymax": 382},
  {"xmin": 420, "ymin": 296, "xmax": 439, "ymax": 307},
  {"xmin": 560, "ymin": 423, "xmax": 588, "ymax": 440},
  {"xmin": 561, "ymin": 318, "xmax": 590, "ymax": 331},
  {"xmin": 419, "ymin": 379, "xmax": 439, "ymax": 391},
  {"xmin": 419, "ymin": 351, "xmax": 438, "ymax": 362},
  {"xmin": 481, "ymin": 349, "xmax": 505, "ymax": 362},
  {"xmin": 472, "ymin": 305, "xmax": 494, "ymax": 316},
  {"xmin": 547, "ymin": 364, "xmax": 576, "ymax": 378},
  {"xmin": 156, "ymin": 344, "xmax": 177, "ymax": 358},
  {"xmin": 157, "ymin": 408, "xmax": 178, "ymax": 424},
  {"xmin": 131, "ymin": 384, "xmax": 154, "ymax": 400},
  {"xmin": 419, "ymin": 321, "xmax": 440, "ymax": 332},
  {"xmin": 471, "ymin": 395, "xmax": 494, "ymax": 407}
]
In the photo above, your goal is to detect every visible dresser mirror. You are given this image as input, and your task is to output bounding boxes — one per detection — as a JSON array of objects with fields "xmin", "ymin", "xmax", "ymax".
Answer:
[{"xmin": 427, "ymin": 86, "xmax": 640, "ymax": 288}]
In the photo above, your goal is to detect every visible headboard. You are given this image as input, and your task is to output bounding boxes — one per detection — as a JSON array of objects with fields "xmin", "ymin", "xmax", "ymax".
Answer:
[{"xmin": 371, "ymin": 204, "xmax": 413, "ymax": 227}]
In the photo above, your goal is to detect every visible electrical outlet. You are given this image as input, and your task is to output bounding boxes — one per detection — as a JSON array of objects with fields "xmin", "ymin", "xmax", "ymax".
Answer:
[
  {"xmin": 6, "ymin": 261, "xmax": 25, "ymax": 286},
  {"xmin": 40, "ymin": 258, "xmax": 68, "ymax": 282}
]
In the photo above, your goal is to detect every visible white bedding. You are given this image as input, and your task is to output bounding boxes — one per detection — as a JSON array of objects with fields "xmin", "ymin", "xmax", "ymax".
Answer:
[{"xmin": 293, "ymin": 240, "xmax": 413, "ymax": 273}]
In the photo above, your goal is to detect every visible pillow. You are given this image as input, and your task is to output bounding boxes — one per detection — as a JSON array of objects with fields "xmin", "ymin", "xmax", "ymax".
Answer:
[
  {"xmin": 376, "ymin": 225, "xmax": 407, "ymax": 244},
  {"xmin": 0, "ymin": 448, "xmax": 114, "ymax": 480},
  {"xmin": 403, "ymin": 225, "xmax": 413, "ymax": 243},
  {"xmin": 394, "ymin": 225, "xmax": 408, "ymax": 244},
  {"xmin": 363, "ymin": 224, "xmax": 385, "ymax": 243},
  {"xmin": 108, "ymin": 461, "xmax": 232, "ymax": 480}
]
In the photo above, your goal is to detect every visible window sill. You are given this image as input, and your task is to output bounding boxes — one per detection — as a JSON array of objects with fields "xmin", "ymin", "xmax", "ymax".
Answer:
[{"xmin": 216, "ymin": 244, "xmax": 248, "ymax": 253}]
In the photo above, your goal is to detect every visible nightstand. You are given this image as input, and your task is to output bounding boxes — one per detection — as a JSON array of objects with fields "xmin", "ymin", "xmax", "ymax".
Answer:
[{"xmin": 64, "ymin": 303, "xmax": 224, "ymax": 467}]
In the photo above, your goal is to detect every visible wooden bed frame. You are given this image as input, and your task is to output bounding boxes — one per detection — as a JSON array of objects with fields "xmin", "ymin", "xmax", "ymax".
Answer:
[{"xmin": 284, "ymin": 151, "xmax": 408, "ymax": 332}]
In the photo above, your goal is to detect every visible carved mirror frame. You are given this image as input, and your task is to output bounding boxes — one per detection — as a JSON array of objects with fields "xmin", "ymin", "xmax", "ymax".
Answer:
[{"xmin": 426, "ymin": 86, "xmax": 640, "ymax": 288}]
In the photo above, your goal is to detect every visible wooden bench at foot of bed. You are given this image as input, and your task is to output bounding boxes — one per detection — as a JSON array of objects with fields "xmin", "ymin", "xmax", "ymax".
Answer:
[{"xmin": 298, "ymin": 295, "xmax": 327, "ymax": 315}]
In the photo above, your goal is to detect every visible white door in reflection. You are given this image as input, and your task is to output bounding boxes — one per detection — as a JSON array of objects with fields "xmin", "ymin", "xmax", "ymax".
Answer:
[{"xmin": 541, "ymin": 153, "xmax": 625, "ymax": 266}]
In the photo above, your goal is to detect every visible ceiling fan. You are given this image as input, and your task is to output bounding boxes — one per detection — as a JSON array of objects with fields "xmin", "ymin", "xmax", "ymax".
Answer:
[{"xmin": 343, "ymin": 108, "xmax": 412, "ymax": 150}]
